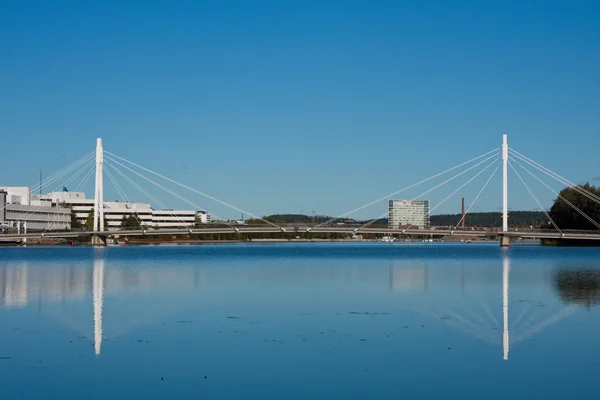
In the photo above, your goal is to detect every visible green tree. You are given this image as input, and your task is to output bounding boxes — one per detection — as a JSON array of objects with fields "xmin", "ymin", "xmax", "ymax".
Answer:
[
  {"xmin": 85, "ymin": 208, "xmax": 106, "ymax": 230},
  {"xmin": 549, "ymin": 184, "xmax": 600, "ymax": 230},
  {"xmin": 70, "ymin": 211, "xmax": 82, "ymax": 230},
  {"xmin": 121, "ymin": 214, "xmax": 142, "ymax": 229},
  {"xmin": 85, "ymin": 209, "xmax": 94, "ymax": 230}
]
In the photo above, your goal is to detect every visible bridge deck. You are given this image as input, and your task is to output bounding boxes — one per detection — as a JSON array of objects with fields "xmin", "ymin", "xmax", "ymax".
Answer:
[{"xmin": 2, "ymin": 226, "xmax": 600, "ymax": 241}]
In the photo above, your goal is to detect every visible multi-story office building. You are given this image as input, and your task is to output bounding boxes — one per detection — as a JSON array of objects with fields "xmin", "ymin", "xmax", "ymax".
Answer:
[
  {"xmin": 31, "ymin": 190, "xmax": 201, "ymax": 230},
  {"xmin": 388, "ymin": 199, "xmax": 430, "ymax": 229},
  {"xmin": 1, "ymin": 187, "xmax": 71, "ymax": 231},
  {"xmin": 1, "ymin": 186, "xmax": 212, "ymax": 232}
]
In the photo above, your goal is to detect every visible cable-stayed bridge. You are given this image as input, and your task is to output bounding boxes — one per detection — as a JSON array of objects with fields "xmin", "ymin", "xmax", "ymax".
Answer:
[{"xmin": 2, "ymin": 135, "xmax": 600, "ymax": 245}]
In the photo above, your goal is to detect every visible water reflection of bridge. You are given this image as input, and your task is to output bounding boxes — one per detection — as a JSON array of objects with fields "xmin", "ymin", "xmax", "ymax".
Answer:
[
  {"xmin": 0, "ymin": 255, "xmax": 205, "ymax": 356},
  {"xmin": 1, "ymin": 254, "xmax": 597, "ymax": 359},
  {"xmin": 388, "ymin": 257, "xmax": 585, "ymax": 360}
]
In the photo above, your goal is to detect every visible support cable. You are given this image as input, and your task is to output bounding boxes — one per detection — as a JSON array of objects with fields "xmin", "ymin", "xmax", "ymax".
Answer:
[
  {"xmin": 104, "ymin": 158, "xmax": 238, "ymax": 231},
  {"xmin": 106, "ymin": 162, "xmax": 193, "ymax": 229},
  {"xmin": 105, "ymin": 161, "xmax": 199, "ymax": 230},
  {"xmin": 12, "ymin": 159, "xmax": 95, "ymax": 231},
  {"xmin": 509, "ymin": 157, "xmax": 600, "ymax": 231},
  {"xmin": 508, "ymin": 161, "xmax": 563, "ymax": 235},
  {"xmin": 50, "ymin": 160, "xmax": 95, "ymax": 193},
  {"xmin": 40, "ymin": 160, "xmax": 96, "ymax": 235},
  {"xmin": 511, "ymin": 151, "xmax": 600, "ymax": 207},
  {"xmin": 510, "ymin": 149, "xmax": 600, "ymax": 205},
  {"xmin": 454, "ymin": 164, "xmax": 500, "ymax": 230},
  {"xmin": 357, "ymin": 151, "xmax": 500, "ymax": 230},
  {"xmin": 313, "ymin": 148, "xmax": 500, "ymax": 229},
  {"xmin": 31, "ymin": 151, "xmax": 95, "ymax": 194},
  {"xmin": 104, "ymin": 165, "xmax": 146, "ymax": 230},
  {"xmin": 76, "ymin": 163, "xmax": 96, "ymax": 193},
  {"xmin": 0, "ymin": 152, "xmax": 95, "ymax": 215},
  {"xmin": 106, "ymin": 159, "xmax": 232, "ymax": 229},
  {"xmin": 429, "ymin": 157, "xmax": 500, "ymax": 215},
  {"xmin": 62, "ymin": 163, "xmax": 96, "ymax": 230},
  {"xmin": 104, "ymin": 151, "xmax": 282, "ymax": 230},
  {"xmin": 45, "ymin": 153, "xmax": 95, "ymax": 191}
]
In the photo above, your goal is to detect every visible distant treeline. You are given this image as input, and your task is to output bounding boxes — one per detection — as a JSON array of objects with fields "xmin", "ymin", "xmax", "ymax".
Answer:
[
  {"xmin": 251, "ymin": 214, "xmax": 355, "ymax": 225},
  {"xmin": 259, "ymin": 211, "xmax": 546, "ymax": 228},
  {"xmin": 430, "ymin": 211, "xmax": 546, "ymax": 228}
]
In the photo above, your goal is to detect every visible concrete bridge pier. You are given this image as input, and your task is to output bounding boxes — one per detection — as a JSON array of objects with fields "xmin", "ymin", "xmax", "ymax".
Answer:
[
  {"xmin": 91, "ymin": 235, "xmax": 107, "ymax": 246},
  {"xmin": 500, "ymin": 235, "xmax": 511, "ymax": 247}
]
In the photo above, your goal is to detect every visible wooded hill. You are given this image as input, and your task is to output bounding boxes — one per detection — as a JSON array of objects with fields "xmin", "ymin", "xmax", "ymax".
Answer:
[{"xmin": 260, "ymin": 211, "xmax": 546, "ymax": 228}]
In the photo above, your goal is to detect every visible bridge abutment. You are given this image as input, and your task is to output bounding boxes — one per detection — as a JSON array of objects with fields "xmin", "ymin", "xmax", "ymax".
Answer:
[
  {"xmin": 500, "ymin": 235, "xmax": 511, "ymax": 247},
  {"xmin": 91, "ymin": 235, "xmax": 107, "ymax": 246}
]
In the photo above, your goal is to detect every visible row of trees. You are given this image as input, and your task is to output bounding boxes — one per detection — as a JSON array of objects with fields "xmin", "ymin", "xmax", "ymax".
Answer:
[
  {"xmin": 71, "ymin": 209, "xmax": 143, "ymax": 230},
  {"xmin": 430, "ymin": 211, "xmax": 547, "ymax": 228},
  {"xmin": 259, "ymin": 212, "xmax": 553, "ymax": 229}
]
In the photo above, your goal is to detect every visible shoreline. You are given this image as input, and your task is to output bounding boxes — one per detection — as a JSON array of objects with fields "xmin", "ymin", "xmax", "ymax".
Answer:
[{"xmin": 0, "ymin": 238, "xmax": 544, "ymax": 247}]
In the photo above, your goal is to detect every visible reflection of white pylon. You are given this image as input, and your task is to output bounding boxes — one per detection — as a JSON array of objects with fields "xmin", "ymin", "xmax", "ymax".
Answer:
[
  {"xmin": 424, "ymin": 259, "xmax": 578, "ymax": 360},
  {"xmin": 93, "ymin": 257, "xmax": 105, "ymax": 356},
  {"xmin": 503, "ymin": 255, "xmax": 510, "ymax": 360}
]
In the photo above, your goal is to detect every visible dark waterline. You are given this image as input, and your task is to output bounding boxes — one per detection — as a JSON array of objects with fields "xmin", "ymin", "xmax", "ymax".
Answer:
[{"xmin": 1, "ymin": 243, "xmax": 600, "ymax": 399}]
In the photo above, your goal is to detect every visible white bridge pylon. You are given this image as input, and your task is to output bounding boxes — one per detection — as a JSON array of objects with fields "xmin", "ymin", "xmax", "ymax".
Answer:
[
  {"xmin": 93, "ymin": 138, "xmax": 104, "ymax": 232},
  {"xmin": 502, "ymin": 134, "xmax": 509, "ymax": 233}
]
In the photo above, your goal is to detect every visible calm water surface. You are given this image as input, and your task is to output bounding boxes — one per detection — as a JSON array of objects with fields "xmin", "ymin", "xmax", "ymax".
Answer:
[{"xmin": 1, "ymin": 243, "xmax": 600, "ymax": 399}]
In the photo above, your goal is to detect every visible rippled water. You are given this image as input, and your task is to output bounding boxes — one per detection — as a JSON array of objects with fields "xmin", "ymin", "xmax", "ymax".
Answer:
[{"xmin": 1, "ymin": 243, "xmax": 600, "ymax": 399}]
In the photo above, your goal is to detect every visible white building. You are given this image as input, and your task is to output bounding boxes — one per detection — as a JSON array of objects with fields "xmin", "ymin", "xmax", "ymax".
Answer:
[
  {"xmin": 196, "ymin": 210, "xmax": 211, "ymax": 224},
  {"xmin": 152, "ymin": 209, "xmax": 197, "ymax": 229},
  {"xmin": 32, "ymin": 191, "xmax": 200, "ymax": 230},
  {"xmin": 1, "ymin": 187, "xmax": 71, "ymax": 231},
  {"xmin": 388, "ymin": 199, "xmax": 430, "ymax": 230},
  {"xmin": 0, "ymin": 186, "xmax": 31, "ymax": 206},
  {"xmin": 1, "ymin": 187, "xmax": 209, "ymax": 232}
]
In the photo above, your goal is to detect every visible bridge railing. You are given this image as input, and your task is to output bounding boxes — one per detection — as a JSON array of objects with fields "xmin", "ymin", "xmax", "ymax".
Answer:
[
  {"xmin": 500, "ymin": 228, "xmax": 600, "ymax": 235},
  {"xmin": 3, "ymin": 222, "xmax": 600, "ymax": 237}
]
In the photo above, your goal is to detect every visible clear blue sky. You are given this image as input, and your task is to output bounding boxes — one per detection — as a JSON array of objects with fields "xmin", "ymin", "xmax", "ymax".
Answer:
[{"xmin": 1, "ymin": 0, "xmax": 599, "ymax": 220}]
